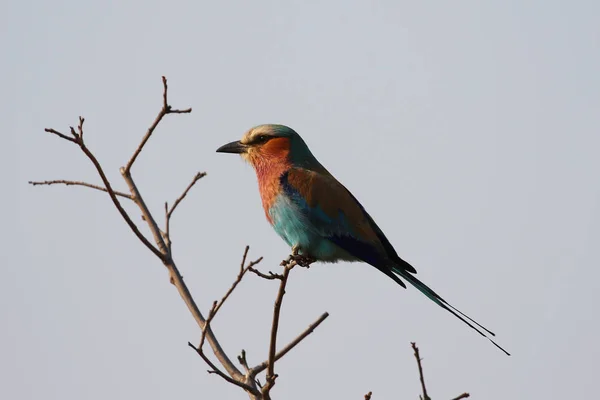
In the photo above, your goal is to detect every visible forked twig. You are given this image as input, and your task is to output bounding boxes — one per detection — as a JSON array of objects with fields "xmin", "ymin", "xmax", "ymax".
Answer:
[
  {"xmin": 33, "ymin": 78, "xmax": 251, "ymax": 394},
  {"xmin": 124, "ymin": 76, "xmax": 191, "ymax": 173},
  {"xmin": 41, "ymin": 118, "xmax": 164, "ymax": 260},
  {"xmin": 165, "ymin": 172, "xmax": 207, "ymax": 241},
  {"xmin": 32, "ymin": 77, "xmax": 336, "ymax": 400},
  {"xmin": 188, "ymin": 302, "xmax": 258, "ymax": 395}
]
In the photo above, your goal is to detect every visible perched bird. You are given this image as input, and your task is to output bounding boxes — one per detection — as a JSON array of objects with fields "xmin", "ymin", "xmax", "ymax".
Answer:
[{"xmin": 217, "ymin": 124, "xmax": 509, "ymax": 355}]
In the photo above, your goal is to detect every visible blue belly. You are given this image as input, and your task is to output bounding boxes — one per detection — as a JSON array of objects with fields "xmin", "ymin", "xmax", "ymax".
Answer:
[{"xmin": 268, "ymin": 194, "xmax": 354, "ymax": 262}]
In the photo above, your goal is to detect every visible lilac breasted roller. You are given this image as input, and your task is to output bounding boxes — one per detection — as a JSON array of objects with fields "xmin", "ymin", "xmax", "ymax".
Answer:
[{"xmin": 217, "ymin": 124, "xmax": 509, "ymax": 355}]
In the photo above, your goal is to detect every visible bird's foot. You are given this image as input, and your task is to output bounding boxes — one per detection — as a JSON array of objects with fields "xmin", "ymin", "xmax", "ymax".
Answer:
[
  {"xmin": 294, "ymin": 254, "xmax": 316, "ymax": 268},
  {"xmin": 284, "ymin": 246, "xmax": 316, "ymax": 268}
]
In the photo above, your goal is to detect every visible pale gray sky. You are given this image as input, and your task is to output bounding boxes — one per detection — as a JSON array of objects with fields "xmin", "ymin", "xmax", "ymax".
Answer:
[{"xmin": 5, "ymin": 1, "xmax": 600, "ymax": 399}]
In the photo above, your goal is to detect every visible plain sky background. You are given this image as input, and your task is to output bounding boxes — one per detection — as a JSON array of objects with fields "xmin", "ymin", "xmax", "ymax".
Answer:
[{"xmin": 4, "ymin": 1, "xmax": 600, "ymax": 399}]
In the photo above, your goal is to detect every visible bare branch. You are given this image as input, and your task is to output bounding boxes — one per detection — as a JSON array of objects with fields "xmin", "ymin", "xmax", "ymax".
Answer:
[
  {"xmin": 252, "ymin": 312, "xmax": 329, "ymax": 376},
  {"xmin": 45, "ymin": 128, "xmax": 78, "ymax": 143},
  {"xmin": 213, "ymin": 248, "xmax": 263, "ymax": 317},
  {"xmin": 411, "ymin": 342, "xmax": 431, "ymax": 400},
  {"xmin": 36, "ymin": 79, "xmax": 255, "ymax": 395},
  {"xmin": 120, "ymin": 168, "xmax": 170, "ymax": 256},
  {"xmin": 28, "ymin": 180, "xmax": 133, "ymax": 200},
  {"xmin": 163, "ymin": 172, "xmax": 206, "ymax": 250},
  {"xmin": 260, "ymin": 256, "xmax": 297, "ymax": 398},
  {"xmin": 114, "ymin": 80, "xmax": 250, "ymax": 389},
  {"xmin": 124, "ymin": 76, "xmax": 191, "ymax": 173},
  {"xmin": 168, "ymin": 172, "xmax": 206, "ymax": 218},
  {"xmin": 248, "ymin": 267, "xmax": 283, "ymax": 280},
  {"xmin": 188, "ymin": 247, "xmax": 264, "ymax": 398},
  {"xmin": 41, "ymin": 118, "xmax": 164, "ymax": 260},
  {"xmin": 189, "ymin": 341, "xmax": 258, "ymax": 395},
  {"xmin": 450, "ymin": 393, "xmax": 470, "ymax": 400},
  {"xmin": 237, "ymin": 349, "xmax": 250, "ymax": 374}
]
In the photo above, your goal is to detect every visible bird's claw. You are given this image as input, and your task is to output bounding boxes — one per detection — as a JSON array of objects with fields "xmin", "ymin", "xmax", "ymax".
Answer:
[
  {"xmin": 293, "ymin": 254, "xmax": 315, "ymax": 268},
  {"xmin": 286, "ymin": 246, "xmax": 315, "ymax": 268},
  {"xmin": 287, "ymin": 246, "xmax": 317, "ymax": 268}
]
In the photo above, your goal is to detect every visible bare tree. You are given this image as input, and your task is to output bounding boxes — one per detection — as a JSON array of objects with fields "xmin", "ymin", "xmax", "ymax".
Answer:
[{"xmin": 30, "ymin": 77, "xmax": 471, "ymax": 399}]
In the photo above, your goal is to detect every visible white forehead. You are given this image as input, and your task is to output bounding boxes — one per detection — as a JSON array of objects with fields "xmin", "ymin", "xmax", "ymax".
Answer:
[{"xmin": 241, "ymin": 126, "xmax": 273, "ymax": 144}]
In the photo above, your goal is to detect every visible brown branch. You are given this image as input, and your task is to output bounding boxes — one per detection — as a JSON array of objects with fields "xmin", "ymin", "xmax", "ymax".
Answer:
[
  {"xmin": 189, "ymin": 247, "xmax": 264, "ymax": 396},
  {"xmin": 188, "ymin": 302, "xmax": 258, "ymax": 395},
  {"xmin": 238, "ymin": 349, "xmax": 250, "ymax": 374},
  {"xmin": 251, "ymin": 312, "xmax": 329, "ymax": 376},
  {"xmin": 260, "ymin": 256, "xmax": 297, "ymax": 399},
  {"xmin": 168, "ymin": 172, "xmax": 206, "ymax": 219},
  {"xmin": 207, "ymin": 246, "xmax": 264, "ymax": 323},
  {"xmin": 41, "ymin": 118, "xmax": 164, "ymax": 260},
  {"xmin": 116, "ymin": 81, "xmax": 251, "ymax": 391},
  {"xmin": 45, "ymin": 128, "xmax": 78, "ymax": 143},
  {"xmin": 248, "ymin": 267, "xmax": 283, "ymax": 280},
  {"xmin": 36, "ymin": 79, "xmax": 259, "ymax": 398},
  {"xmin": 28, "ymin": 180, "xmax": 134, "ymax": 200},
  {"xmin": 411, "ymin": 342, "xmax": 431, "ymax": 400},
  {"xmin": 450, "ymin": 393, "xmax": 470, "ymax": 400},
  {"xmin": 124, "ymin": 76, "xmax": 192, "ymax": 174},
  {"xmin": 163, "ymin": 172, "xmax": 206, "ymax": 249}
]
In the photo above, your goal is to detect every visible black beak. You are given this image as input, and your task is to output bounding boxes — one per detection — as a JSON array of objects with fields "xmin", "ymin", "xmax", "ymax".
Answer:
[{"xmin": 216, "ymin": 140, "xmax": 248, "ymax": 154}]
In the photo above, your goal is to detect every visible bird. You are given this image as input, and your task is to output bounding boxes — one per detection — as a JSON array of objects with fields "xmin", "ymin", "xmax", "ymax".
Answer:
[{"xmin": 217, "ymin": 124, "xmax": 509, "ymax": 356}]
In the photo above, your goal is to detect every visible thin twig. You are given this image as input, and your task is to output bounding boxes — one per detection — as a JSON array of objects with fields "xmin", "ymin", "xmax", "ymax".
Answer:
[
  {"xmin": 124, "ymin": 76, "xmax": 191, "ymax": 174},
  {"xmin": 248, "ymin": 267, "xmax": 283, "ymax": 280},
  {"xmin": 189, "ymin": 341, "xmax": 258, "ymax": 395},
  {"xmin": 450, "ymin": 393, "xmax": 470, "ymax": 400},
  {"xmin": 164, "ymin": 172, "xmax": 206, "ymax": 250},
  {"xmin": 168, "ymin": 172, "xmax": 206, "ymax": 219},
  {"xmin": 260, "ymin": 258, "xmax": 296, "ymax": 398},
  {"xmin": 199, "ymin": 301, "xmax": 219, "ymax": 353},
  {"xmin": 45, "ymin": 128, "xmax": 78, "ymax": 143},
  {"xmin": 213, "ymin": 249, "xmax": 263, "ymax": 317},
  {"xmin": 238, "ymin": 349, "xmax": 250, "ymax": 373},
  {"xmin": 28, "ymin": 180, "xmax": 134, "ymax": 200},
  {"xmin": 36, "ymin": 79, "xmax": 257, "ymax": 396},
  {"xmin": 411, "ymin": 342, "xmax": 430, "ymax": 400},
  {"xmin": 189, "ymin": 247, "xmax": 264, "ymax": 396},
  {"xmin": 252, "ymin": 312, "xmax": 329, "ymax": 376},
  {"xmin": 164, "ymin": 201, "xmax": 171, "ymax": 247},
  {"xmin": 41, "ymin": 120, "xmax": 164, "ymax": 260}
]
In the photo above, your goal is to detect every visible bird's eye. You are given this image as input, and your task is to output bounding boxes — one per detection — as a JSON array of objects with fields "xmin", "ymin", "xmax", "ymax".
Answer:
[{"xmin": 256, "ymin": 135, "xmax": 269, "ymax": 143}]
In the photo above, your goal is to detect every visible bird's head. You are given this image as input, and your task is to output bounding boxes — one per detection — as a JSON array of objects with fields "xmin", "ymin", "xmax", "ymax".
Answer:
[{"xmin": 216, "ymin": 124, "xmax": 320, "ymax": 170}]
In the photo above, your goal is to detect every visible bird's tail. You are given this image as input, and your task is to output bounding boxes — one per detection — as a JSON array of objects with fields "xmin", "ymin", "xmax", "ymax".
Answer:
[{"xmin": 392, "ymin": 266, "xmax": 510, "ymax": 356}]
